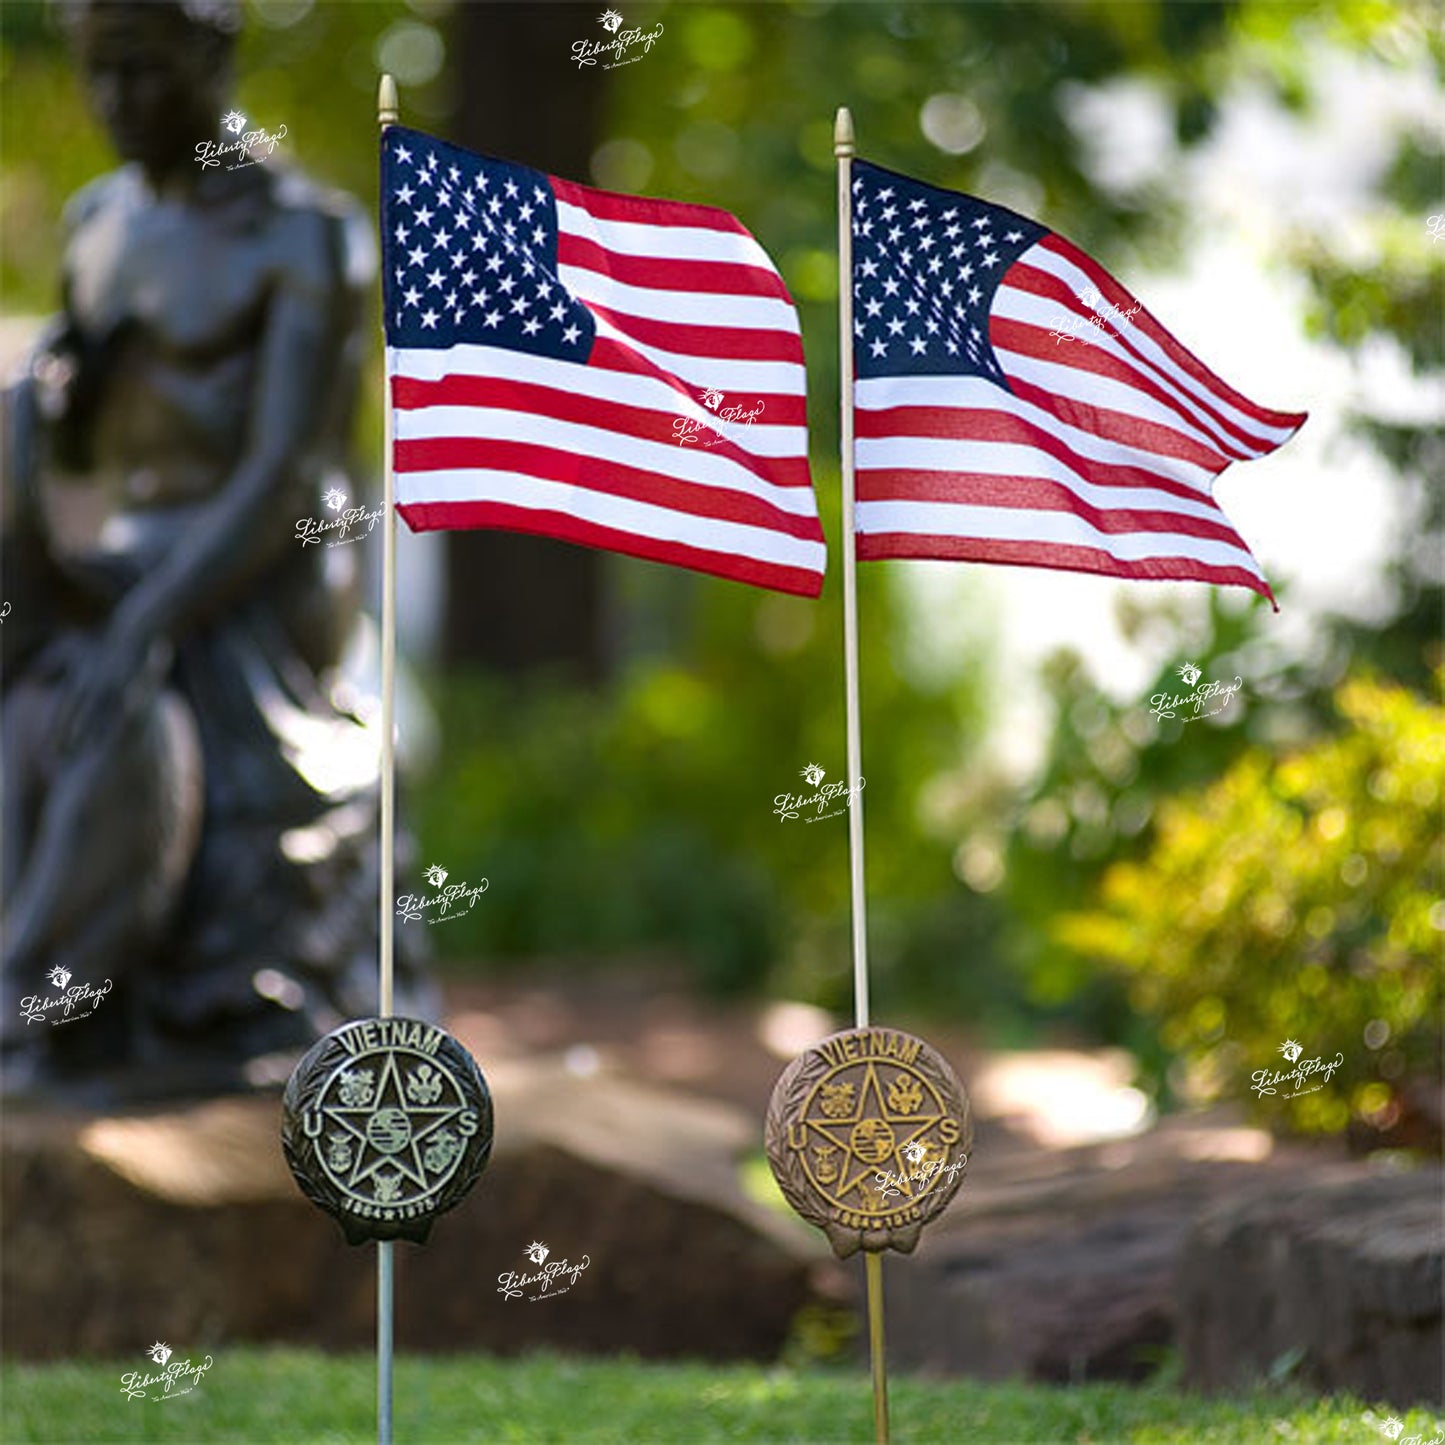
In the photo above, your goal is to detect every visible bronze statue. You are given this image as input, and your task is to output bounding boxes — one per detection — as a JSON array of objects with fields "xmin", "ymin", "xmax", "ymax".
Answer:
[{"xmin": 1, "ymin": 0, "xmax": 433, "ymax": 1099}]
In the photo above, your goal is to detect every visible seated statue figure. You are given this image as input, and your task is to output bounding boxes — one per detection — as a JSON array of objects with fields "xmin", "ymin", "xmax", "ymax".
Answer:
[{"xmin": 1, "ymin": 0, "xmax": 433, "ymax": 1099}]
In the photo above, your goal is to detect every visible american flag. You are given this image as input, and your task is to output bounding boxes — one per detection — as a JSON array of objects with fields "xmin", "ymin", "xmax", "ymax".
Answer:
[
  {"xmin": 851, "ymin": 160, "xmax": 1306, "ymax": 605},
  {"xmin": 381, "ymin": 125, "xmax": 825, "ymax": 597}
]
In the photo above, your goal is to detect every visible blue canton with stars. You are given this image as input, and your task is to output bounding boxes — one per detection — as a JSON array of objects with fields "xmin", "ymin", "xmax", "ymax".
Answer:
[
  {"xmin": 381, "ymin": 125, "xmax": 595, "ymax": 359},
  {"xmin": 852, "ymin": 160, "xmax": 1047, "ymax": 388}
]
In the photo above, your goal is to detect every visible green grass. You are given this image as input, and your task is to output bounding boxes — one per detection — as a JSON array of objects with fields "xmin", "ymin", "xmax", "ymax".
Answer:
[{"xmin": 1, "ymin": 1350, "xmax": 1437, "ymax": 1444}]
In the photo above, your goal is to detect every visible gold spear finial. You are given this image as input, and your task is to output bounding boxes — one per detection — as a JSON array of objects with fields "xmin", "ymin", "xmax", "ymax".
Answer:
[
  {"xmin": 834, "ymin": 106, "xmax": 855, "ymax": 157},
  {"xmin": 378, "ymin": 73, "xmax": 398, "ymax": 128}
]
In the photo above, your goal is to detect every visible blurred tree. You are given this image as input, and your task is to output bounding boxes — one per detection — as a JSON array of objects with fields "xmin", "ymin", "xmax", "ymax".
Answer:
[{"xmin": 1058, "ymin": 675, "xmax": 1443, "ymax": 1148}]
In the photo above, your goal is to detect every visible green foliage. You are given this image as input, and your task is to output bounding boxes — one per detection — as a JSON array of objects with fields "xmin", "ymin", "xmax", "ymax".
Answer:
[
  {"xmin": 1, "ymin": 1348, "xmax": 1427, "ymax": 1443},
  {"xmin": 414, "ymin": 525, "xmax": 1005, "ymax": 1016},
  {"xmin": 1059, "ymin": 676, "xmax": 1444, "ymax": 1137}
]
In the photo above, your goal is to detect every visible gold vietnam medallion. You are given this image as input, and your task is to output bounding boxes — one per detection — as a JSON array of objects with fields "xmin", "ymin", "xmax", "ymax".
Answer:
[{"xmin": 765, "ymin": 1027, "xmax": 971, "ymax": 1257}]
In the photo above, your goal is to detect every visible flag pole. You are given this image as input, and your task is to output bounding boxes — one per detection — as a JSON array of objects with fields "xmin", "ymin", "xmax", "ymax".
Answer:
[
  {"xmin": 376, "ymin": 70, "xmax": 399, "ymax": 1445},
  {"xmin": 835, "ymin": 103, "xmax": 889, "ymax": 1445}
]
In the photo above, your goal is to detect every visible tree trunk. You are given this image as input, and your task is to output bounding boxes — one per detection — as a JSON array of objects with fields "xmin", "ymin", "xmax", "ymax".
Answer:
[{"xmin": 444, "ymin": 2, "xmax": 611, "ymax": 682}]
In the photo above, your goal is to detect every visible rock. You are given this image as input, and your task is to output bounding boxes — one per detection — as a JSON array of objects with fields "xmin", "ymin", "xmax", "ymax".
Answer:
[
  {"xmin": 0, "ymin": 1057, "xmax": 831, "ymax": 1362},
  {"xmin": 1177, "ymin": 1168, "xmax": 1443, "ymax": 1407}
]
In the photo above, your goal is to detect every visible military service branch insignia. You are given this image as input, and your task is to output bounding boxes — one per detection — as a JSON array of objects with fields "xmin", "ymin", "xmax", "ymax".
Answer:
[
  {"xmin": 765, "ymin": 1027, "xmax": 971, "ymax": 1257},
  {"xmin": 282, "ymin": 1017, "xmax": 493, "ymax": 1244}
]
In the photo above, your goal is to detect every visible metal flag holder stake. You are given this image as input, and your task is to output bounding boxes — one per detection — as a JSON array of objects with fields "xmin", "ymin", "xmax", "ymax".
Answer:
[
  {"xmin": 763, "ymin": 107, "xmax": 974, "ymax": 1445},
  {"xmin": 278, "ymin": 75, "xmax": 494, "ymax": 1445}
]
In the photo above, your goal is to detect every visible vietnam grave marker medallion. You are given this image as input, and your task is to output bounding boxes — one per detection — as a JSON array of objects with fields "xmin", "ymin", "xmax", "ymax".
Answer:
[
  {"xmin": 765, "ymin": 1026, "xmax": 971, "ymax": 1257},
  {"xmin": 282, "ymin": 1017, "xmax": 492, "ymax": 1244}
]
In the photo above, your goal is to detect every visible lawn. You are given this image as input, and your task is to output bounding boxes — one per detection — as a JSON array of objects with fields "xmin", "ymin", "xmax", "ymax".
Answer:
[{"xmin": 2, "ymin": 1350, "xmax": 1436, "ymax": 1444}]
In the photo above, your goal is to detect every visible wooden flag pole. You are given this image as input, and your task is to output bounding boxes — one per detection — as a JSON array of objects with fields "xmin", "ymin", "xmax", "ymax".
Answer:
[
  {"xmin": 376, "ymin": 70, "xmax": 399, "ymax": 1445},
  {"xmin": 835, "ymin": 103, "xmax": 889, "ymax": 1445}
]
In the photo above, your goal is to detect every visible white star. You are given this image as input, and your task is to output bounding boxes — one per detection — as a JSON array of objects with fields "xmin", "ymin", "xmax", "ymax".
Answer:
[
  {"xmin": 472, "ymin": 232, "xmax": 488, "ymax": 251},
  {"xmin": 498, "ymin": 275, "xmax": 516, "ymax": 294},
  {"xmin": 448, "ymin": 164, "xmax": 460, "ymax": 184},
  {"xmin": 433, "ymin": 230, "xmax": 451, "ymax": 250},
  {"xmin": 881, "ymin": 205, "xmax": 897, "ymax": 222},
  {"xmin": 519, "ymin": 202, "xmax": 534, "ymax": 222},
  {"xmin": 878, "ymin": 187, "xmax": 894, "ymax": 200},
  {"xmin": 510, "ymin": 296, "xmax": 530, "ymax": 314},
  {"xmin": 960, "ymin": 263, "xmax": 974, "ymax": 281},
  {"xmin": 504, "ymin": 179, "xmax": 519, "ymax": 199},
  {"xmin": 488, "ymin": 196, "xmax": 502, "ymax": 215},
  {"xmin": 445, "ymin": 290, "xmax": 458, "ymax": 309},
  {"xmin": 981, "ymin": 252, "xmax": 999, "ymax": 268},
  {"xmin": 396, "ymin": 184, "xmax": 414, "ymax": 205},
  {"xmin": 968, "ymin": 286, "xmax": 982, "ymax": 304},
  {"xmin": 472, "ymin": 290, "xmax": 488, "ymax": 307},
  {"xmin": 393, "ymin": 266, "xmax": 404, "ymax": 284},
  {"xmin": 461, "ymin": 269, "xmax": 477, "ymax": 287},
  {"xmin": 549, "ymin": 302, "xmax": 567, "ymax": 322},
  {"xmin": 886, "ymin": 317, "xmax": 905, "ymax": 336},
  {"xmin": 484, "ymin": 309, "xmax": 503, "ymax": 328},
  {"xmin": 421, "ymin": 309, "xmax": 438, "ymax": 329},
  {"xmin": 925, "ymin": 317, "xmax": 939, "ymax": 334},
  {"xmin": 869, "ymin": 338, "xmax": 887, "ymax": 358},
  {"xmin": 909, "ymin": 336, "xmax": 927, "ymax": 355},
  {"xmin": 395, "ymin": 145, "xmax": 412, "ymax": 165},
  {"xmin": 908, "ymin": 197, "xmax": 926, "ymax": 211},
  {"xmin": 928, "ymin": 256, "xmax": 943, "ymax": 274},
  {"xmin": 971, "ymin": 216, "xmax": 988, "ymax": 230},
  {"xmin": 899, "ymin": 249, "xmax": 913, "ymax": 267},
  {"xmin": 537, "ymin": 280, "xmax": 553, "ymax": 298},
  {"xmin": 532, "ymin": 227, "xmax": 546, "ymax": 246},
  {"xmin": 941, "ymin": 208, "xmax": 957, "ymax": 221},
  {"xmin": 918, "ymin": 233, "xmax": 934, "ymax": 250},
  {"xmin": 865, "ymin": 298, "xmax": 883, "ymax": 318},
  {"xmin": 402, "ymin": 286, "xmax": 421, "ymax": 307},
  {"xmin": 437, "ymin": 189, "xmax": 452, "ymax": 210},
  {"xmin": 860, "ymin": 258, "xmax": 878, "ymax": 278},
  {"xmin": 415, "ymin": 206, "xmax": 433, "ymax": 228},
  {"xmin": 522, "ymin": 317, "xmax": 542, "ymax": 336},
  {"xmin": 394, "ymin": 224, "xmax": 410, "ymax": 244},
  {"xmin": 485, "ymin": 255, "xmax": 503, "ymax": 273},
  {"xmin": 427, "ymin": 267, "xmax": 444, "ymax": 288},
  {"xmin": 534, "ymin": 185, "xmax": 546, "ymax": 202},
  {"xmin": 1005, "ymin": 230, "xmax": 1023, "ymax": 243},
  {"xmin": 408, "ymin": 245, "xmax": 426, "ymax": 267},
  {"xmin": 425, "ymin": 151, "xmax": 438, "ymax": 170},
  {"xmin": 475, "ymin": 171, "xmax": 489, "ymax": 190},
  {"xmin": 904, "ymin": 298, "xmax": 921, "ymax": 316},
  {"xmin": 944, "ymin": 223, "xmax": 960, "ymax": 239},
  {"xmin": 882, "ymin": 277, "xmax": 900, "ymax": 297},
  {"xmin": 562, "ymin": 324, "xmax": 581, "ymax": 344}
]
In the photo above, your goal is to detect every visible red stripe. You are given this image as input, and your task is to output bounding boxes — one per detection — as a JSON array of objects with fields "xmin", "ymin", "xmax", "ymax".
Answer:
[
  {"xmin": 857, "ymin": 531, "xmax": 1275, "ymax": 606},
  {"xmin": 1005, "ymin": 373, "xmax": 1230, "ymax": 475},
  {"xmin": 395, "ymin": 438, "xmax": 824, "ymax": 541},
  {"xmin": 1039, "ymin": 235, "xmax": 1308, "ymax": 436},
  {"xmin": 551, "ymin": 175, "xmax": 748, "ymax": 234},
  {"xmin": 558, "ymin": 234, "xmax": 794, "ymax": 302},
  {"xmin": 855, "ymin": 468, "xmax": 1246, "ymax": 547},
  {"xmin": 390, "ymin": 372, "xmax": 813, "ymax": 489},
  {"xmin": 588, "ymin": 302, "xmax": 804, "ymax": 364},
  {"xmin": 855, "ymin": 402, "xmax": 1213, "ymax": 505},
  {"xmin": 993, "ymin": 285, "xmax": 1258, "ymax": 463},
  {"xmin": 398, "ymin": 498, "xmax": 824, "ymax": 598}
]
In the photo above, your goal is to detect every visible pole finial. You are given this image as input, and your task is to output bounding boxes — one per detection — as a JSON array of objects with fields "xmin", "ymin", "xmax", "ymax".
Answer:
[
  {"xmin": 378, "ymin": 73, "xmax": 399, "ymax": 128},
  {"xmin": 834, "ymin": 106, "xmax": 855, "ymax": 157}
]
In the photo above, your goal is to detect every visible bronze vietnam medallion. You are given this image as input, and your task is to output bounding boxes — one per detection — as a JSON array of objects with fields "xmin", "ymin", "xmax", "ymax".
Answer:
[
  {"xmin": 765, "ymin": 1027, "xmax": 971, "ymax": 1257},
  {"xmin": 282, "ymin": 1017, "xmax": 492, "ymax": 1244}
]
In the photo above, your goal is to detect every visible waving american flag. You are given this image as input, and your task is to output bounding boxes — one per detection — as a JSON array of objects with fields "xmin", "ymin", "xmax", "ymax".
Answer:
[
  {"xmin": 381, "ymin": 125, "xmax": 824, "ymax": 597},
  {"xmin": 850, "ymin": 160, "xmax": 1306, "ymax": 605}
]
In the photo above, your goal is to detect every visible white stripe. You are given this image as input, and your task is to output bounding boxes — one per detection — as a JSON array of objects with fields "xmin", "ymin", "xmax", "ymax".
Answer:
[
  {"xmin": 391, "ymin": 344, "xmax": 807, "ymax": 457},
  {"xmin": 398, "ymin": 469, "xmax": 827, "ymax": 573},
  {"xmin": 854, "ymin": 373, "xmax": 1217, "ymax": 493},
  {"xmin": 396, "ymin": 404, "xmax": 817, "ymax": 515},
  {"xmin": 995, "ymin": 282, "xmax": 1264, "ymax": 462},
  {"xmin": 556, "ymin": 198, "xmax": 777, "ymax": 272},
  {"xmin": 590, "ymin": 312, "xmax": 806, "ymax": 395},
  {"xmin": 855, "ymin": 437, "xmax": 1230, "ymax": 527},
  {"xmin": 559, "ymin": 263, "xmax": 798, "ymax": 332},
  {"xmin": 855, "ymin": 500, "xmax": 1264, "ymax": 576},
  {"xmin": 1019, "ymin": 244, "xmax": 1298, "ymax": 449}
]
